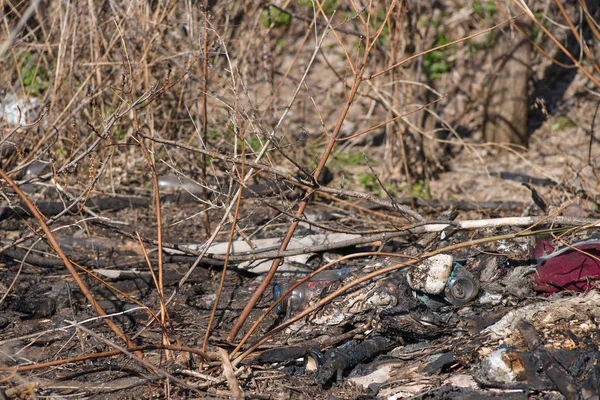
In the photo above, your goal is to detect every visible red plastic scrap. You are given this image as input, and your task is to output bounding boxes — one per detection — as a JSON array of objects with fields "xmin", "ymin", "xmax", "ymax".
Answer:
[{"xmin": 533, "ymin": 240, "xmax": 600, "ymax": 294}]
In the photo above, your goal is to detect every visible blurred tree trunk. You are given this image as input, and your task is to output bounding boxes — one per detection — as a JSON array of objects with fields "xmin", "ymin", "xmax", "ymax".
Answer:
[{"xmin": 483, "ymin": 17, "xmax": 533, "ymax": 148}]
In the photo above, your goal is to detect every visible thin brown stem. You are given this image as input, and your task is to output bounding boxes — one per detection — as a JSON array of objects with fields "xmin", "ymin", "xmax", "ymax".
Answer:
[
  {"xmin": 227, "ymin": 12, "xmax": 371, "ymax": 341},
  {"xmin": 0, "ymin": 169, "xmax": 135, "ymax": 351},
  {"xmin": 201, "ymin": 4, "xmax": 211, "ymax": 236},
  {"xmin": 369, "ymin": 15, "xmax": 519, "ymax": 80}
]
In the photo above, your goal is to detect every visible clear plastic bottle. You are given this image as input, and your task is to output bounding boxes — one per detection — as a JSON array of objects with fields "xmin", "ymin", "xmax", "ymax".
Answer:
[
  {"xmin": 25, "ymin": 160, "xmax": 50, "ymax": 177},
  {"xmin": 158, "ymin": 175, "xmax": 204, "ymax": 195},
  {"xmin": 273, "ymin": 269, "xmax": 353, "ymax": 316},
  {"xmin": 20, "ymin": 160, "xmax": 50, "ymax": 193}
]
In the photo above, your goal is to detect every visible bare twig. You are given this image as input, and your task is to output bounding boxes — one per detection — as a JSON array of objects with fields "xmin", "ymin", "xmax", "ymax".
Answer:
[
  {"xmin": 178, "ymin": 8, "xmax": 333, "ymax": 287},
  {"xmin": 218, "ymin": 348, "xmax": 244, "ymax": 400},
  {"xmin": 0, "ymin": 169, "xmax": 135, "ymax": 351}
]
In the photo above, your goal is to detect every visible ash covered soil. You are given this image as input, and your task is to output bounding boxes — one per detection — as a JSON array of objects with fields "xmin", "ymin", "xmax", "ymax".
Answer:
[{"xmin": 1, "ymin": 1, "xmax": 600, "ymax": 398}]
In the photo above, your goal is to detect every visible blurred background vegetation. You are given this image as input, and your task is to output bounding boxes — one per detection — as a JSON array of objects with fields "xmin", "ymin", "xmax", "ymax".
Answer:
[{"xmin": 0, "ymin": 0, "xmax": 598, "ymax": 213}]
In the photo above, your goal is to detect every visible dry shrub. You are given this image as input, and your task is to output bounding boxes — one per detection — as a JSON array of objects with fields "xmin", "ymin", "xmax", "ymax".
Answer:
[{"xmin": 0, "ymin": 0, "xmax": 597, "ymax": 212}]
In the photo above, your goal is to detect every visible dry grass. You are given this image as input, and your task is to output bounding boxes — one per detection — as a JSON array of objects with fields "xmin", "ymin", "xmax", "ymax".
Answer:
[
  {"xmin": 1, "ymin": 0, "xmax": 599, "ymax": 397},
  {"xmin": 1, "ymin": 1, "xmax": 597, "ymax": 193}
]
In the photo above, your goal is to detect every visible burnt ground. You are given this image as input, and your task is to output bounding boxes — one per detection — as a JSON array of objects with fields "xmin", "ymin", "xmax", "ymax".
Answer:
[
  {"xmin": 1, "ymin": 1, "xmax": 600, "ymax": 399},
  {"xmin": 1, "ymin": 107, "xmax": 599, "ymax": 399}
]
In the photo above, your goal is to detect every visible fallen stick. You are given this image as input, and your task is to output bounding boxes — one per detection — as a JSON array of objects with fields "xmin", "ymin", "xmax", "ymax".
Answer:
[
  {"xmin": 174, "ymin": 216, "xmax": 600, "ymax": 262},
  {"xmin": 218, "ymin": 348, "xmax": 244, "ymax": 400}
]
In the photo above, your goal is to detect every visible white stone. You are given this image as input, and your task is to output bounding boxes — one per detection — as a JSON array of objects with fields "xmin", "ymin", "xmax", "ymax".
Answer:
[{"xmin": 407, "ymin": 254, "xmax": 453, "ymax": 295}]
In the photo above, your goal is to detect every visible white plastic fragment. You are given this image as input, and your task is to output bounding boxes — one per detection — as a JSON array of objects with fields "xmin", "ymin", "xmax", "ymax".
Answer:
[
  {"xmin": 0, "ymin": 94, "xmax": 39, "ymax": 125},
  {"xmin": 478, "ymin": 291, "xmax": 503, "ymax": 305},
  {"xmin": 348, "ymin": 365, "xmax": 391, "ymax": 388},
  {"xmin": 476, "ymin": 348, "xmax": 519, "ymax": 385}
]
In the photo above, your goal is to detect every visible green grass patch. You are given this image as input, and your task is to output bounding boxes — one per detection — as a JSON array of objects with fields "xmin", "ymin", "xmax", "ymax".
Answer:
[
  {"xmin": 383, "ymin": 183, "xmax": 399, "ymax": 198},
  {"xmin": 550, "ymin": 115, "xmax": 577, "ymax": 131},
  {"xmin": 207, "ymin": 129, "xmax": 222, "ymax": 140},
  {"xmin": 532, "ymin": 12, "xmax": 552, "ymax": 42},
  {"xmin": 423, "ymin": 33, "xmax": 455, "ymax": 80},
  {"xmin": 418, "ymin": 15, "xmax": 441, "ymax": 29},
  {"xmin": 473, "ymin": 0, "xmax": 497, "ymax": 20},
  {"xmin": 357, "ymin": 175, "xmax": 400, "ymax": 197},
  {"xmin": 358, "ymin": 174, "xmax": 378, "ymax": 192},
  {"xmin": 331, "ymin": 151, "xmax": 371, "ymax": 168},
  {"xmin": 19, "ymin": 54, "xmax": 49, "ymax": 96},
  {"xmin": 370, "ymin": 8, "xmax": 391, "ymax": 47},
  {"xmin": 411, "ymin": 179, "xmax": 431, "ymax": 199},
  {"xmin": 244, "ymin": 134, "xmax": 263, "ymax": 151},
  {"xmin": 260, "ymin": 6, "xmax": 291, "ymax": 28}
]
